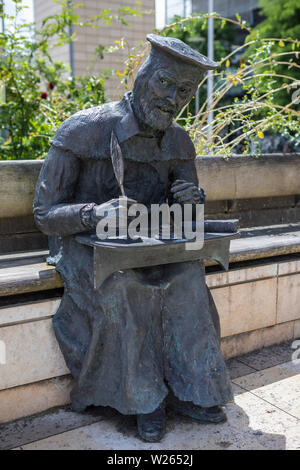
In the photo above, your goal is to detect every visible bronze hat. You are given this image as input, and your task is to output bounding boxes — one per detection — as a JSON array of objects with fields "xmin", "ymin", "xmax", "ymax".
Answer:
[{"xmin": 147, "ymin": 33, "xmax": 219, "ymax": 71}]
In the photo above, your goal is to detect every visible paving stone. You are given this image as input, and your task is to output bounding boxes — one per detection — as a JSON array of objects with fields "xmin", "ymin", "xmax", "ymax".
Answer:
[
  {"xmin": 233, "ymin": 361, "xmax": 300, "ymax": 419},
  {"xmin": 10, "ymin": 385, "xmax": 299, "ymax": 451},
  {"xmin": 0, "ymin": 405, "xmax": 115, "ymax": 450},
  {"xmin": 237, "ymin": 342, "xmax": 295, "ymax": 371},
  {"xmin": 226, "ymin": 359, "xmax": 256, "ymax": 379}
]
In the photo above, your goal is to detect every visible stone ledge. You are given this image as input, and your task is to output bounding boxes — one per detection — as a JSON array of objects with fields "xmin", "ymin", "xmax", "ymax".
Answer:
[
  {"xmin": 196, "ymin": 154, "xmax": 300, "ymax": 201},
  {"xmin": 0, "ymin": 259, "xmax": 62, "ymax": 297},
  {"xmin": 0, "ymin": 298, "xmax": 60, "ymax": 327},
  {"xmin": 226, "ymin": 224, "xmax": 300, "ymax": 264},
  {"xmin": 1, "ymin": 155, "xmax": 299, "ymax": 218}
]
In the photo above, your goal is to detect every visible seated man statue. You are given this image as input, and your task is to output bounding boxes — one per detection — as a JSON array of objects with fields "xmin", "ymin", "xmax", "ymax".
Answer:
[{"xmin": 34, "ymin": 34, "xmax": 233, "ymax": 442}]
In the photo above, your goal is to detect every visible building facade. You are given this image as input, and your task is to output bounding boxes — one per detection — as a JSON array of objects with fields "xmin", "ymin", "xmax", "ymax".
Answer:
[
  {"xmin": 192, "ymin": 0, "xmax": 259, "ymax": 25},
  {"xmin": 164, "ymin": 0, "xmax": 259, "ymax": 26},
  {"xmin": 34, "ymin": 0, "xmax": 155, "ymax": 99},
  {"xmin": 164, "ymin": 0, "xmax": 192, "ymax": 23}
]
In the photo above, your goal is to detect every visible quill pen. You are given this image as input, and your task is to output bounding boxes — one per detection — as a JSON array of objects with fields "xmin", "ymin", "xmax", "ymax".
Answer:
[{"xmin": 110, "ymin": 130, "xmax": 126, "ymax": 197}]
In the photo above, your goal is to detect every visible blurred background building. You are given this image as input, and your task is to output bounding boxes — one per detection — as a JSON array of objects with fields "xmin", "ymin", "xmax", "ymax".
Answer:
[
  {"xmin": 164, "ymin": 0, "xmax": 260, "ymax": 26},
  {"xmin": 192, "ymin": 0, "xmax": 259, "ymax": 24},
  {"xmin": 34, "ymin": 0, "xmax": 155, "ymax": 98},
  {"xmin": 163, "ymin": 0, "xmax": 192, "ymax": 23}
]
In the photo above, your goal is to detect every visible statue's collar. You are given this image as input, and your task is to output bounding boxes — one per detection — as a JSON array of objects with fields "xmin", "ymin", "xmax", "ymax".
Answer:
[{"xmin": 114, "ymin": 93, "xmax": 140, "ymax": 144}]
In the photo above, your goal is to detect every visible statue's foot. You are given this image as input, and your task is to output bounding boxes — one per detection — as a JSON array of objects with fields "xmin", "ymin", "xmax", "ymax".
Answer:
[
  {"xmin": 137, "ymin": 406, "xmax": 166, "ymax": 442},
  {"xmin": 168, "ymin": 396, "xmax": 227, "ymax": 424}
]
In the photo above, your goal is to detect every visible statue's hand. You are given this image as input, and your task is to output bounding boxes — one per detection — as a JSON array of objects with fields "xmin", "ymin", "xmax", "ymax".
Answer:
[
  {"xmin": 92, "ymin": 197, "xmax": 137, "ymax": 230},
  {"xmin": 171, "ymin": 179, "xmax": 205, "ymax": 204}
]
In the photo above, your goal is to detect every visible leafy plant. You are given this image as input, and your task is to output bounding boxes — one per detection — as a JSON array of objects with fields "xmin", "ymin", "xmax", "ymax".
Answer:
[
  {"xmin": 0, "ymin": 0, "xmax": 141, "ymax": 159},
  {"xmin": 246, "ymin": 0, "xmax": 300, "ymax": 107}
]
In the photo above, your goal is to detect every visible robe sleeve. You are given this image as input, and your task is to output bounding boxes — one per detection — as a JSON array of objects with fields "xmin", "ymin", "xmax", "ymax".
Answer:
[
  {"xmin": 33, "ymin": 146, "xmax": 92, "ymax": 236},
  {"xmin": 168, "ymin": 158, "xmax": 205, "ymax": 226},
  {"xmin": 168, "ymin": 158, "xmax": 202, "ymax": 205},
  {"xmin": 171, "ymin": 158, "xmax": 199, "ymax": 187}
]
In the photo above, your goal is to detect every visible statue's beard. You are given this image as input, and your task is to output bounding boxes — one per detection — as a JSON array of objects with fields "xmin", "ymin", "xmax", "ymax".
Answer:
[{"xmin": 132, "ymin": 81, "xmax": 177, "ymax": 132}]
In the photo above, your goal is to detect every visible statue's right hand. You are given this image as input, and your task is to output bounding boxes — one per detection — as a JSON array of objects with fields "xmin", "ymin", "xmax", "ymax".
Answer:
[{"xmin": 92, "ymin": 197, "xmax": 137, "ymax": 229}]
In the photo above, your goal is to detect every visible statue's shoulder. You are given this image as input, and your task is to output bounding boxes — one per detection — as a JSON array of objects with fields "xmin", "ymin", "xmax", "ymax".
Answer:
[
  {"xmin": 163, "ymin": 121, "xmax": 196, "ymax": 160},
  {"xmin": 50, "ymin": 101, "xmax": 122, "ymax": 159}
]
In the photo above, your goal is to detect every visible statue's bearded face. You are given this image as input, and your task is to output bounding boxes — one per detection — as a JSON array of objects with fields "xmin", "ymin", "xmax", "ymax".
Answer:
[{"xmin": 132, "ymin": 58, "xmax": 200, "ymax": 132}]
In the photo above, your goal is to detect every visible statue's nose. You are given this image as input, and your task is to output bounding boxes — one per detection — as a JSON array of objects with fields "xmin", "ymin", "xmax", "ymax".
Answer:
[{"xmin": 166, "ymin": 87, "xmax": 177, "ymax": 106}]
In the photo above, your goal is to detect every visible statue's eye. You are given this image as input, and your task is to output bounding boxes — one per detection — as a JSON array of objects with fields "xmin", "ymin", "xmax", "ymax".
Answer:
[
  {"xmin": 160, "ymin": 77, "xmax": 168, "ymax": 85},
  {"xmin": 180, "ymin": 87, "xmax": 188, "ymax": 94}
]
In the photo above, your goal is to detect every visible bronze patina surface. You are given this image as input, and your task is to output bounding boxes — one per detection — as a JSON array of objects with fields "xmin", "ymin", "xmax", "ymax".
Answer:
[{"xmin": 34, "ymin": 34, "xmax": 235, "ymax": 442}]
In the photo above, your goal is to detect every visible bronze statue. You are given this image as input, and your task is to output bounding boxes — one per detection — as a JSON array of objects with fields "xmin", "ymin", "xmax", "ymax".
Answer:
[{"xmin": 34, "ymin": 34, "xmax": 233, "ymax": 442}]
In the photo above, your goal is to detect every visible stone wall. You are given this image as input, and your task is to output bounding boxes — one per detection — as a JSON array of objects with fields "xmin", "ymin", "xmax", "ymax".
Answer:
[{"xmin": 1, "ymin": 155, "xmax": 299, "ymax": 219}]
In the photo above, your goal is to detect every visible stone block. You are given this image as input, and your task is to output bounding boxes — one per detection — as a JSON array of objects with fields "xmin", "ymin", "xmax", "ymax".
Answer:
[
  {"xmin": 0, "ymin": 319, "xmax": 69, "ymax": 390},
  {"xmin": 294, "ymin": 320, "xmax": 300, "ymax": 339},
  {"xmin": 206, "ymin": 263, "xmax": 277, "ymax": 288},
  {"xmin": 221, "ymin": 321, "xmax": 295, "ymax": 360},
  {"xmin": 0, "ymin": 375, "xmax": 72, "ymax": 424},
  {"xmin": 277, "ymin": 274, "xmax": 300, "ymax": 323},
  {"xmin": 212, "ymin": 278, "xmax": 277, "ymax": 338}
]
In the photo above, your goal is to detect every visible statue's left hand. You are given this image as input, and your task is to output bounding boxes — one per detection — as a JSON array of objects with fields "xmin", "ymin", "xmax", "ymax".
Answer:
[{"xmin": 171, "ymin": 179, "xmax": 205, "ymax": 204}]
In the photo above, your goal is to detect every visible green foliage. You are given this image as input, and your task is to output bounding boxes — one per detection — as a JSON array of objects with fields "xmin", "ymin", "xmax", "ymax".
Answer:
[
  {"xmin": 250, "ymin": 0, "xmax": 300, "ymax": 40},
  {"xmin": 246, "ymin": 0, "xmax": 300, "ymax": 106},
  {"xmin": 0, "ymin": 0, "xmax": 141, "ymax": 160},
  {"xmin": 162, "ymin": 15, "xmax": 236, "ymax": 62}
]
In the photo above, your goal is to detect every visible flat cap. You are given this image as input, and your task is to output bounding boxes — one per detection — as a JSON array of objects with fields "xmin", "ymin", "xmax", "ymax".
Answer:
[{"xmin": 147, "ymin": 33, "xmax": 218, "ymax": 71}]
